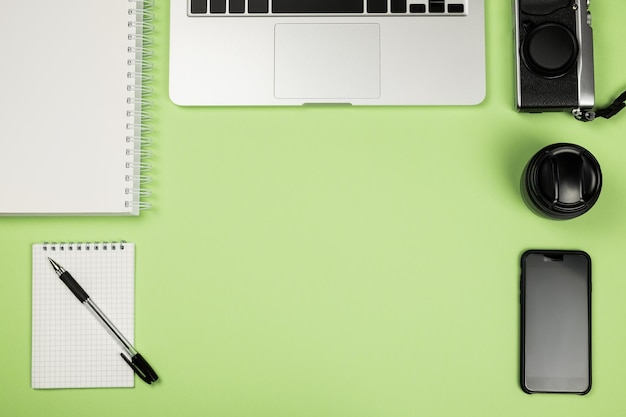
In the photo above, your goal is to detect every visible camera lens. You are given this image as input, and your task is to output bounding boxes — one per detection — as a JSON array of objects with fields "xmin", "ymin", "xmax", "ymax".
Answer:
[
  {"xmin": 522, "ymin": 23, "xmax": 578, "ymax": 78},
  {"xmin": 521, "ymin": 143, "xmax": 602, "ymax": 220}
]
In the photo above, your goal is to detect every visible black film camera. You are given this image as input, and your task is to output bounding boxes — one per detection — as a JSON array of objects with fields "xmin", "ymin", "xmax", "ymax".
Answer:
[{"xmin": 514, "ymin": 0, "xmax": 594, "ymax": 115}]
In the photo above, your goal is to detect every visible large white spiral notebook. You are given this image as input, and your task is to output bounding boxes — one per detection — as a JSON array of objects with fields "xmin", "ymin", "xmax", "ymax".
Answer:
[
  {"xmin": 32, "ymin": 242, "xmax": 135, "ymax": 389},
  {"xmin": 0, "ymin": 1, "xmax": 153, "ymax": 215}
]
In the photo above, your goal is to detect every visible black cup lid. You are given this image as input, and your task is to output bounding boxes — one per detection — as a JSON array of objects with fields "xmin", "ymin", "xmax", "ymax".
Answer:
[{"xmin": 525, "ymin": 143, "xmax": 602, "ymax": 219}]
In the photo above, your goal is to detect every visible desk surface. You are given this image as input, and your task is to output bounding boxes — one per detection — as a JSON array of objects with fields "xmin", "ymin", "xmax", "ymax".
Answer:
[{"xmin": 2, "ymin": 2, "xmax": 626, "ymax": 416}]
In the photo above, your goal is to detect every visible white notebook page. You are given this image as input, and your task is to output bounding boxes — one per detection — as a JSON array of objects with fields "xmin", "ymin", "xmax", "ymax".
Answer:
[
  {"xmin": 0, "ymin": 1, "xmax": 149, "ymax": 215},
  {"xmin": 32, "ymin": 242, "xmax": 135, "ymax": 389}
]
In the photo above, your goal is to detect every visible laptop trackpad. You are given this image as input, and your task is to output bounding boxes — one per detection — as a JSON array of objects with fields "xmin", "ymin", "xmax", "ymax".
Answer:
[{"xmin": 274, "ymin": 23, "xmax": 381, "ymax": 100}]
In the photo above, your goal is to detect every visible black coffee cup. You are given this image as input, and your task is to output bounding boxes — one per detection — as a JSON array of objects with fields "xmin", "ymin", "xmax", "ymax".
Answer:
[{"xmin": 521, "ymin": 143, "xmax": 602, "ymax": 219}]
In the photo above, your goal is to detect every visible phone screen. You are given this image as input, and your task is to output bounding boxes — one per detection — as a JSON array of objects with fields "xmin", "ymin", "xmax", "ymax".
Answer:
[{"xmin": 521, "ymin": 251, "xmax": 591, "ymax": 394}]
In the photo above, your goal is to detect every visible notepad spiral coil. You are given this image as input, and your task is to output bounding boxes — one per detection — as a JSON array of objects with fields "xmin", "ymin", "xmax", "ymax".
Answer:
[
  {"xmin": 126, "ymin": 0, "xmax": 154, "ymax": 212},
  {"xmin": 42, "ymin": 242, "xmax": 128, "ymax": 252}
]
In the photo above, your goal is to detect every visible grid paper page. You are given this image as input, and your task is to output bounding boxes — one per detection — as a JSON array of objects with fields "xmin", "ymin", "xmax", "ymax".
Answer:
[{"xmin": 32, "ymin": 242, "xmax": 135, "ymax": 389}]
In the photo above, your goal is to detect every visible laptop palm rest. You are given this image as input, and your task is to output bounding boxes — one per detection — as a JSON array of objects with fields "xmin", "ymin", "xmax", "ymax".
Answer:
[{"xmin": 274, "ymin": 23, "xmax": 381, "ymax": 101}]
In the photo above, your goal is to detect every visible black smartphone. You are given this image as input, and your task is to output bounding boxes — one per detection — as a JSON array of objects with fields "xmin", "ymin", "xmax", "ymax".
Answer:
[{"xmin": 520, "ymin": 250, "xmax": 591, "ymax": 394}]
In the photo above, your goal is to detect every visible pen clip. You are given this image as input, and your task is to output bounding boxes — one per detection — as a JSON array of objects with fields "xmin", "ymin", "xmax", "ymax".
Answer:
[{"xmin": 121, "ymin": 352, "xmax": 159, "ymax": 384}]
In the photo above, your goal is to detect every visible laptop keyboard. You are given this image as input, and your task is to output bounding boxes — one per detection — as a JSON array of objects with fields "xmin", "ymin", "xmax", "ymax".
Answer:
[{"xmin": 189, "ymin": 0, "xmax": 468, "ymax": 16}]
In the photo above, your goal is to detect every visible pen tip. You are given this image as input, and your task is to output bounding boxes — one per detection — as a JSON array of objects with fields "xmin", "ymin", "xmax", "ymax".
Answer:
[{"xmin": 48, "ymin": 258, "xmax": 64, "ymax": 275}]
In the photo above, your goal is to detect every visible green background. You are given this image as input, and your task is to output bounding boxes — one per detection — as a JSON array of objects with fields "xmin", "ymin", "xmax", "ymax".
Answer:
[{"xmin": 3, "ymin": 1, "xmax": 626, "ymax": 415}]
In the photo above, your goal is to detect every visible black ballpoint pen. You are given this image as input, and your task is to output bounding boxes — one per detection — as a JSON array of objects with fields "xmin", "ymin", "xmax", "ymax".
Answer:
[{"xmin": 48, "ymin": 257, "xmax": 159, "ymax": 385}]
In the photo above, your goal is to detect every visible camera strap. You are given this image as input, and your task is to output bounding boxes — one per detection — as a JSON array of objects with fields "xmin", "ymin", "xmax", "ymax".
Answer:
[{"xmin": 574, "ymin": 89, "xmax": 626, "ymax": 122}]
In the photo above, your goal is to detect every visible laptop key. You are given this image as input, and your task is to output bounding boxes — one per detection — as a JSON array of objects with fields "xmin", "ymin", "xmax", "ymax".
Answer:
[
  {"xmin": 448, "ymin": 4, "xmax": 465, "ymax": 13},
  {"xmin": 409, "ymin": 4, "xmax": 426, "ymax": 13},
  {"xmin": 210, "ymin": 0, "xmax": 226, "ymax": 13},
  {"xmin": 249, "ymin": 0, "xmax": 269, "ymax": 13},
  {"xmin": 429, "ymin": 0, "xmax": 445, "ymax": 13},
  {"xmin": 229, "ymin": 0, "xmax": 245, "ymax": 13},
  {"xmin": 391, "ymin": 0, "xmax": 407, "ymax": 13},
  {"xmin": 272, "ymin": 0, "xmax": 364, "ymax": 13},
  {"xmin": 367, "ymin": 0, "xmax": 387, "ymax": 13},
  {"xmin": 190, "ymin": 0, "xmax": 208, "ymax": 14}
]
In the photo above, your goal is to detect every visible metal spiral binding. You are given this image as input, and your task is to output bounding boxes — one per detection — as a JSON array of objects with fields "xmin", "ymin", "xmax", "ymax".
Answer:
[
  {"xmin": 42, "ymin": 241, "xmax": 127, "ymax": 251},
  {"xmin": 125, "ymin": 0, "xmax": 154, "ymax": 212}
]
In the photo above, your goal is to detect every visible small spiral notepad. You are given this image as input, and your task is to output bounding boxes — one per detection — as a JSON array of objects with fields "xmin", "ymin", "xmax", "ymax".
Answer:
[{"xmin": 32, "ymin": 242, "xmax": 135, "ymax": 389}]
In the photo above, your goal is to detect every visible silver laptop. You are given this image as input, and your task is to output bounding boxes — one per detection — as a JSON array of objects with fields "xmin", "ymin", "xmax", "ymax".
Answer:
[{"xmin": 169, "ymin": 0, "xmax": 485, "ymax": 105}]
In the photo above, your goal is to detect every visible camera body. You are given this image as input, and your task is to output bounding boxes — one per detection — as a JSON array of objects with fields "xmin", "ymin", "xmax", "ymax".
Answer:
[{"xmin": 514, "ymin": 0, "xmax": 594, "ymax": 113}]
